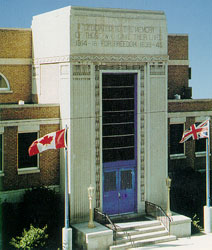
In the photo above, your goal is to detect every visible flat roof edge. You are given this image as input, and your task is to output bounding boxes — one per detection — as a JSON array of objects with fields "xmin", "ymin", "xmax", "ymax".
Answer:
[
  {"xmin": 0, "ymin": 28, "xmax": 31, "ymax": 31},
  {"xmin": 71, "ymin": 6, "xmax": 165, "ymax": 15},
  {"xmin": 168, "ymin": 34, "xmax": 188, "ymax": 37},
  {"xmin": 32, "ymin": 5, "xmax": 165, "ymax": 20}
]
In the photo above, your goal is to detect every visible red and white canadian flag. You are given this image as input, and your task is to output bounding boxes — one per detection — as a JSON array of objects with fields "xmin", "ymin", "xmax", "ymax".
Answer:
[{"xmin": 28, "ymin": 129, "xmax": 66, "ymax": 156}]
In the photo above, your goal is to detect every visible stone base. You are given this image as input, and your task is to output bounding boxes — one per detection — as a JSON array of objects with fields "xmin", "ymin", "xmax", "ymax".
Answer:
[
  {"xmin": 169, "ymin": 213, "xmax": 191, "ymax": 238},
  {"xmin": 62, "ymin": 227, "xmax": 72, "ymax": 250},
  {"xmin": 72, "ymin": 222, "xmax": 113, "ymax": 250},
  {"xmin": 204, "ymin": 206, "xmax": 212, "ymax": 233}
]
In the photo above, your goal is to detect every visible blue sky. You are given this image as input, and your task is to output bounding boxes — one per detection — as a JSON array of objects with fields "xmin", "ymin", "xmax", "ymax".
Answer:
[{"xmin": 0, "ymin": 0, "xmax": 211, "ymax": 99}]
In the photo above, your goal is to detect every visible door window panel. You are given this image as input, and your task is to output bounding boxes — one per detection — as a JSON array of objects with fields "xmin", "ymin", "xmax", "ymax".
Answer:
[
  {"xmin": 104, "ymin": 171, "xmax": 116, "ymax": 192},
  {"xmin": 121, "ymin": 170, "xmax": 132, "ymax": 190}
]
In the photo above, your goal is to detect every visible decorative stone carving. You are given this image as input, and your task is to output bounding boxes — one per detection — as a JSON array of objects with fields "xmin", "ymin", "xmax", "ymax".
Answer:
[{"xmin": 95, "ymin": 64, "xmax": 145, "ymax": 206}]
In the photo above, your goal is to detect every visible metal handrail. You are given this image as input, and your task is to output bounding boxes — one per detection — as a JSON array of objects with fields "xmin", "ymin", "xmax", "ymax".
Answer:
[
  {"xmin": 94, "ymin": 208, "xmax": 118, "ymax": 239},
  {"xmin": 145, "ymin": 201, "xmax": 172, "ymax": 233},
  {"xmin": 94, "ymin": 208, "xmax": 134, "ymax": 246}
]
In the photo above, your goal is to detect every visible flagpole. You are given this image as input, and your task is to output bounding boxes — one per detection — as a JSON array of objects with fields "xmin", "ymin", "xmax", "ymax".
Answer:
[
  {"xmin": 62, "ymin": 125, "xmax": 72, "ymax": 249},
  {"xmin": 65, "ymin": 125, "xmax": 69, "ymax": 228},
  {"xmin": 204, "ymin": 118, "xmax": 211, "ymax": 233},
  {"xmin": 206, "ymin": 121, "xmax": 210, "ymax": 208}
]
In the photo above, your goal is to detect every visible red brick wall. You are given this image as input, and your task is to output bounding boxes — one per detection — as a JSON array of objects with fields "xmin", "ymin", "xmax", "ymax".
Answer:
[
  {"xmin": 168, "ymin": 35, "xmax": 188, "ymax": 60},
  {"xmin": 0, "ymin": 29, "xmax": 32, "ymax": 58},
  {"xmin": 168, "ymin": 35, "xmax": 190, "ymax": 99},
  {"xmin": 2, "ymin": 124, "xmax": 60, "ymax": 191},
  {"xmin": 0, "ymin": 65, "xmax": 32, "ymax": 104},
  {"xmin": 0, "ymin": 29, "xmax": 32, "ymax": 104},
  {"xmin": 168, "ymin": 100, "xmax": 212, "ymax": 172},
  {"xmin": 1, "ymin": 104, "xmax": 61, "ymax": 191},
  {"xmin": 169, "ymin": 99, "xmax": 212, "ymax": 112},
  {"xmin": 168, "ymin": 65, "xmax": 189, "ymax": 99},
  {"xmin": 0, "ymin": 105, "xmax": 60, "ymax": 121}
]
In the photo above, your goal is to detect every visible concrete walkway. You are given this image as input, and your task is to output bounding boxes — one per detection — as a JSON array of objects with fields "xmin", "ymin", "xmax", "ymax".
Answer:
[{"xmin": 130, "ymin": 232, "xmax": 212, "ymax": 249}]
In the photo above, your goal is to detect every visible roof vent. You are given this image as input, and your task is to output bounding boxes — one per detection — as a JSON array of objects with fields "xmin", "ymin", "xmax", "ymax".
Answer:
[
  {"xmin": 18, "ymin": 100, "xmax": 24, "ymax": 105},
  {"xmin": 174, "ymin": 94, "xmax": 181, "ymax": 100}
]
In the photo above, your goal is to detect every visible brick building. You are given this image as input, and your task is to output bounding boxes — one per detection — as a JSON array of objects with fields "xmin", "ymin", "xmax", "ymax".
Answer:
[
  {"xmin": 0, "ymin": 28, "xmax": 61, "ymax": 201},
  {"xmin": 168, "ymin": 35, "xmax": 212, "ymax": 174},
  {"xmin": 0, "ymin": 6, "xmax": 210, "ymax": 227}
]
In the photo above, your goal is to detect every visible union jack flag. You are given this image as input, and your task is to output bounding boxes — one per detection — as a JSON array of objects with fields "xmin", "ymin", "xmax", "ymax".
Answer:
[{"xmin": 180, "ymin": 120, "xmax": 209, "ymax": 143}]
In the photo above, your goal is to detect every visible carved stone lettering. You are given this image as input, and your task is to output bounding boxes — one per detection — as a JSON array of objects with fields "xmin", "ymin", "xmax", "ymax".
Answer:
[{"xmin": 72, "ymin": 21, "xmax": 163, "ymax": 50}]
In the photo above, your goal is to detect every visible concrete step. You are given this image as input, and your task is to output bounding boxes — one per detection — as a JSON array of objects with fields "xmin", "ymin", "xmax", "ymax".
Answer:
[
  {"xmin": 110, "ymin": 235, "xmax": 177, "ymax": 250},
  {"xmin": 115, "ymin": 229, "xmax": 169, "ymax": 244},
  {"xmin": 116, "ymin": 224, "xmax": 165, "ymax": 237},
  {"xmin": 109, "ymin": 220, "xmax": 161, "ymax": 232}
]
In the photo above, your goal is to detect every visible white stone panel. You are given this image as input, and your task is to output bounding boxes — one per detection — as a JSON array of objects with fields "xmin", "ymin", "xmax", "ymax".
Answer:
[
  {"xmin": 70, "ymin": 7, "xmax": 167, "ymax": 56},
  {"xmin": 145, "ymin": 71, "xmax": 168, "ymax": 208},
  {"xmin": 39, "ymin": 64, "xmax": 59, "ymax": 103},
  {"xmin": 32, "ymin": 6, "xmax": 71, "ymax": 59}
]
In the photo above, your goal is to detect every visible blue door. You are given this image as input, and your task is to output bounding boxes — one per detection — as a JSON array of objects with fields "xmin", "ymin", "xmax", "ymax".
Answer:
[
  {"xmin": 103, "ymin": 167, "xmax": 136, "ymax": 215},
  {"xmin": 102, "ymin": 73, "xmax": 137, "ymax": 215}
]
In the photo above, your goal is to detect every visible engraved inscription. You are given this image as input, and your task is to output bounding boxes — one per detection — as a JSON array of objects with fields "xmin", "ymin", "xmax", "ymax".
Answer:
[{"xmin": 73, "ymin": 22, "xmax": 163, "ymax": 49}]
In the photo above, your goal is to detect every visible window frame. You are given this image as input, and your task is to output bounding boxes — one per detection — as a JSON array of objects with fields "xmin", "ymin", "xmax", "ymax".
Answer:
[
  {"xmin": 101, "ymin": 72, "xmax": 138, "ymax": 167},
  {"xmin": 0, "ymin": 133, "xmax": 4, "ymax": 176},
  {"xmin": 0, "ymin": 73, "xmax": 11, "ymax": 92},
  {"xmin": 170, "ymin": 123, "xmax": 186, "ymax": 159},
  {"xmin": 17, "ymin": 131, "xmax": 40, "ymax": 175},
  {"xmin": 194, "ymin": 122, "xmax": 207, "ymax": 157}
]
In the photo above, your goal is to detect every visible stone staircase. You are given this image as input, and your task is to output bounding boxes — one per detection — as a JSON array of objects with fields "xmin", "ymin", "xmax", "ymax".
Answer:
[{"xmin": 109, "ymin": 220, "xmax": 176, "ymax": 249}]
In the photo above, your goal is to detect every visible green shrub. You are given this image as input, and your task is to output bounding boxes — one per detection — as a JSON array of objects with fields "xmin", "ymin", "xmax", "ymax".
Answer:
[
  {"xmin": 170, "ymin": 167, "xmax": 206, "ymax": 230},
  {"xmin": 2, "ymin": 187, "xmax": 62, "ymax": 249},
  {"xmin": 10, "ymin": 225, "xmax": 48, "ymax": 249},
  {"xmin": 19, "ymin": 187, "xmax": 61, "ymax": 233},
  {"xmin": 191, "ymin": 214, "xmax": 202, "ymax": 234}
]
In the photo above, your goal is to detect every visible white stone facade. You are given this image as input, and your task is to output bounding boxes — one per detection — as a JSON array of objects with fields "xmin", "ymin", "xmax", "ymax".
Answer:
[{"xmin": 32, "ymin": 6, "xmax": 168, "ymax": 222}]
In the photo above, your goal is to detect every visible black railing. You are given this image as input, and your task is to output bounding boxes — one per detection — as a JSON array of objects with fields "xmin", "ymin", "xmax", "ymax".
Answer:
[
  {"xmin": 94, "ymin": 208, "xmax": 118, "ymax": 240},
  {"xmin": 145, "ymin": 201, "xmax": 172, "ymax": 233},
  {"xmin": 94, "ymin": 208, "xmax": 133, "ymax": 246}
]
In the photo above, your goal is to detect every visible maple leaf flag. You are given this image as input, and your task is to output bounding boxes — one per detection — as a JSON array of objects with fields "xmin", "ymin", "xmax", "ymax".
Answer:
[
  {"xmin": 28, "ymin": 129, "xmax": 66, "ymax": 156},
  {"xmin": 180, "ymin": 120, "xmax": 209, "ymax": 143}
]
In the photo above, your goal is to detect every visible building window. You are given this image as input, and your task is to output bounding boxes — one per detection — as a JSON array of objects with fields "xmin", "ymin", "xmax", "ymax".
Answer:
[
  {"xmin": 170, "ymin": 124, "xmax": 184, "ymax": 155},
  {"xmin": 0, "ymin": 134, "xmax": 3, "ymax": 172},
  {"xmin": 195, "ymin": 122, "xmax": 206, "ymax": 154},
  {"xmin": 0, "ymin": 73, "xmax": 10, "ymax": 91},
  {"xmin": 195, "ymin": 138, "xmax": 206, "ymax": 153},
  {"xmin": 18, "ymin": 132, "xmax": 38, "ymax": 169}
]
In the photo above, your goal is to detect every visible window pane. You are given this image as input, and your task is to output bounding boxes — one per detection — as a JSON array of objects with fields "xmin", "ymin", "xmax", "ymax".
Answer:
[
  {"xmin": 104, "ymin": 171, "xmax": 116, "ymax": 192},
  {"xmin": 103, "ymin": 135, "xmax": 134, "ymax": 149},
  {"xmin": 170, "ymin": 124, "xmax": 184, "ymax": 154},
  {"xmin": 194, "ymin": 122, "xmax": 206, "ymax": 152},
  {"xmin": 0, "ymin": 134, "xmax": 2, "ymax": 171},
  {"xmin": 103, "ymin": 99, "xmax": 134, "ymax": 112},
  {"xmin": 103, "ymin": 87, "xmax": 134, "ymax": 99},
  {"xmin": 103, "ymin": 123, "xmax": 134, "ymax": 136},
  {"xmin": 121, "ymin": 170, "xmax": 132, "ymax": 190},
  {"xmin": 103, "ymin": 111, "xmax": 134, "ymax": 124},
  {"xmin": 195, "ymin": 138, "xmax": 206, "ymax": 152},
  {"xmin": 0, "ymin": 75, "xmax": 8, "ymax": 88},
  {"xmin": 18, "ymin": 133, "xmax": 38, "ymax": 168},
  {"xmin": 103, "ymin": 147, "xmax": 134, "ymax": 162},
  {"xmin": 102, "ymin": 73, "xmax": 136, "ymax": 163},
  {"xmin": 103, "ymin": 74, "xmax": 134, "ymax": 87}
]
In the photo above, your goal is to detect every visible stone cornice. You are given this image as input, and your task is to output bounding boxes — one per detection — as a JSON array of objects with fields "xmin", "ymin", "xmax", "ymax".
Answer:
[
  {"xmin": 0, "ymin": 58, "xmax": 32, "ymax": 65},
  {"xmin": 168, "ymin": 60, "xmax": 189, "ymax": 66},
  {"xmin": 33, "ymin": 54, "xmax": 169, "ymax": 64}
]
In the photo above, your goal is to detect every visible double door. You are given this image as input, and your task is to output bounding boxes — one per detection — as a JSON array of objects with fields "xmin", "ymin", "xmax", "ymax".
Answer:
[
  {"xmin": 103, "ymin": 167, "xmax": 136, "ymax": 215},
  {"xmin": 102, "ymin": 73, "xmax": 137, "ymax": 215}
]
